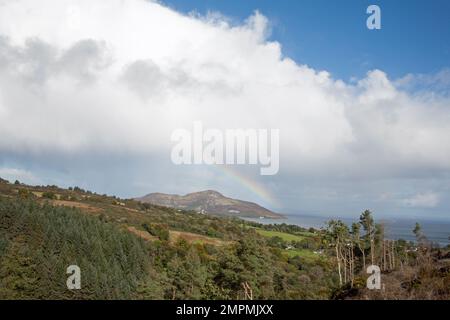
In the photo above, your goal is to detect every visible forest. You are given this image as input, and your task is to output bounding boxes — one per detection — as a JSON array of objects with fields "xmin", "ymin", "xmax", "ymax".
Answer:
[{"xmin": 0, "ymin": 178, "xmax": 449, "ymax": 300}]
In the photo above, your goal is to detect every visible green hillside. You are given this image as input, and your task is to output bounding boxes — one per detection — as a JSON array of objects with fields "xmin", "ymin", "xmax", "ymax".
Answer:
[
  {"xmin": 0, "ymin": 181, "xmax": 334, "ymax": 300},
  {"xmin": 0, "ymin": 179, "xmax": 449, "ymax": 300}
]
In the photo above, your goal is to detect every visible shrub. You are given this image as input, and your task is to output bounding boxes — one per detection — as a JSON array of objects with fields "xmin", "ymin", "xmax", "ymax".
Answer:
[{"xmin": 42, "ymin": 192, "xmax": 56, "ymax": 200}]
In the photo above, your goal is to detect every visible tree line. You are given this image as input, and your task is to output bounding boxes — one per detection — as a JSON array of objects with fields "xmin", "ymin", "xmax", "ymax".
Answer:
[{"xmin": 325, "ymin": 209, "xmax": 439, "ymax": 289}]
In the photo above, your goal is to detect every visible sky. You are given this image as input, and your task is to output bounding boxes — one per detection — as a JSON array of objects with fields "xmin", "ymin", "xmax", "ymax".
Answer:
[
  {"xmin": 164, "ymin": 0, "xmax": 450, "ymax": 80},
  {"xmin": 0, "ymin": 0, "xmax": 449, "ymax": 220}
]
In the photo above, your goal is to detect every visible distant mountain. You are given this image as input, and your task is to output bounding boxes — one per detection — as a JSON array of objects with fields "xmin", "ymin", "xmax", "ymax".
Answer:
[{"xmin": 135, "ymin": 190, "xmax": 283, "ymax": 219}]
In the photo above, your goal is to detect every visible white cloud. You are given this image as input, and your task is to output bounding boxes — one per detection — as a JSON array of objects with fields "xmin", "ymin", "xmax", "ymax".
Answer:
[
  {"xmin": 0, "ymin": 167, "xmax": 38, "ymax": 184},
  {"xmin": 402, "ymin": 192, "xmax": 440, "ymax": 208},
  {"xmin": 0, "ymin": 0, "xmax": 449, "ymax": 214},
  {"xmin": 395, "ymin": 68, "xmax": 450, "ymax": 96}
]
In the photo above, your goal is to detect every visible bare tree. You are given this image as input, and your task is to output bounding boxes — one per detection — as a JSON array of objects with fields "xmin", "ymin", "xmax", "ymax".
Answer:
[
  {"xmin": 242, "ymin": 282, "xmax": 253, "ymax": 300},
  {"xmin": 326, "ymin": 220, "xmax": 350, "ymax": 286}
]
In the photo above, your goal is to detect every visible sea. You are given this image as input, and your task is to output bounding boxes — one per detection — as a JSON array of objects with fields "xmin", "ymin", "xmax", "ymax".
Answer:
[{"xmin": 242, "ymin": 214, "xmax": 450, "ymax": 247}]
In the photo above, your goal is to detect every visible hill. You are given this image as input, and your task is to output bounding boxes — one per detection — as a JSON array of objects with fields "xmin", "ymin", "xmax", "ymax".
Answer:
[
  {"xmin": 0, "ymin": 178, "xmax": 448, "ymax": 300},
  {"xmin": 0, "ymin": 178, "xmax": 331, "ymax": 300},
  {"xmin": 136, "ymin": 190, "xmax": 283, "ymax": 219}
]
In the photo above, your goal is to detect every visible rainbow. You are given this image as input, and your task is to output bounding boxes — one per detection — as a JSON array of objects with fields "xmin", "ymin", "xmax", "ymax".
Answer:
[{"xmin": 214, "ymin": 165, "xmax": 281, "ymax": 209}]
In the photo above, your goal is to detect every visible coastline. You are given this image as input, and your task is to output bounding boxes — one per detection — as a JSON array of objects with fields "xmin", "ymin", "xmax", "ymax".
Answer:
[{"xmin": 240, "ymin": 214, "xmax": 450, "ymax": 247}]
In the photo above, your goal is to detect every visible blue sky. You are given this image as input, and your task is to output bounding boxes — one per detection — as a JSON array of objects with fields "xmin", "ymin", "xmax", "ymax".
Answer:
[{"xmin": 164, "ymin": 0, "xmax": 450, "ymax": 80}]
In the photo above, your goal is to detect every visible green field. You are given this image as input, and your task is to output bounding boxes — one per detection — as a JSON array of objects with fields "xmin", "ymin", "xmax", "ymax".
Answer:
[
  {"xmin": 254, "ymin": 228, "xmax": 313, "ymax": 242},
  {"xmin": 252, "ymin": 228, "xmax": 322, "ymax": 261}
]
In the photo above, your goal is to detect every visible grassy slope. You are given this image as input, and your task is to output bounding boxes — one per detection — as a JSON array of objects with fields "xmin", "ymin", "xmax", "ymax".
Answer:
[
  {"xmin": 254, "ymin": 228, "xmax": 309, "ymax": 242},
  {"xmin": 0, "ymin": 180, "xmax": 335, "ymax": 299},
  {"xmin": 252, "ymin": 227, "xmax": 324, "ymax": 262}
]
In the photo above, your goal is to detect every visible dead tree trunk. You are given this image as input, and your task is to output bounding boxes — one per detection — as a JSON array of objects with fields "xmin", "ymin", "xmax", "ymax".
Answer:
[
  {"xmin": 343, "ymin": 246, "xmax": 347, "ymax": 283},
  {"xmin": 359, "ymin": 244, "xmax": 366, "ymax": 270},
  {"xmin": 350, "ymin": 245, "xmax": 355, "ymax": 287},
  {"xmin": 391, "ymin": 241, "xmax": 396, "ymax": 269},
  {"xmin": 242, "ymin": 282, "xmax": 253, "ymax": 300},
  {"xmin": 336, "ymin": 242, "xmax": 342, "ymax": 286}
]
